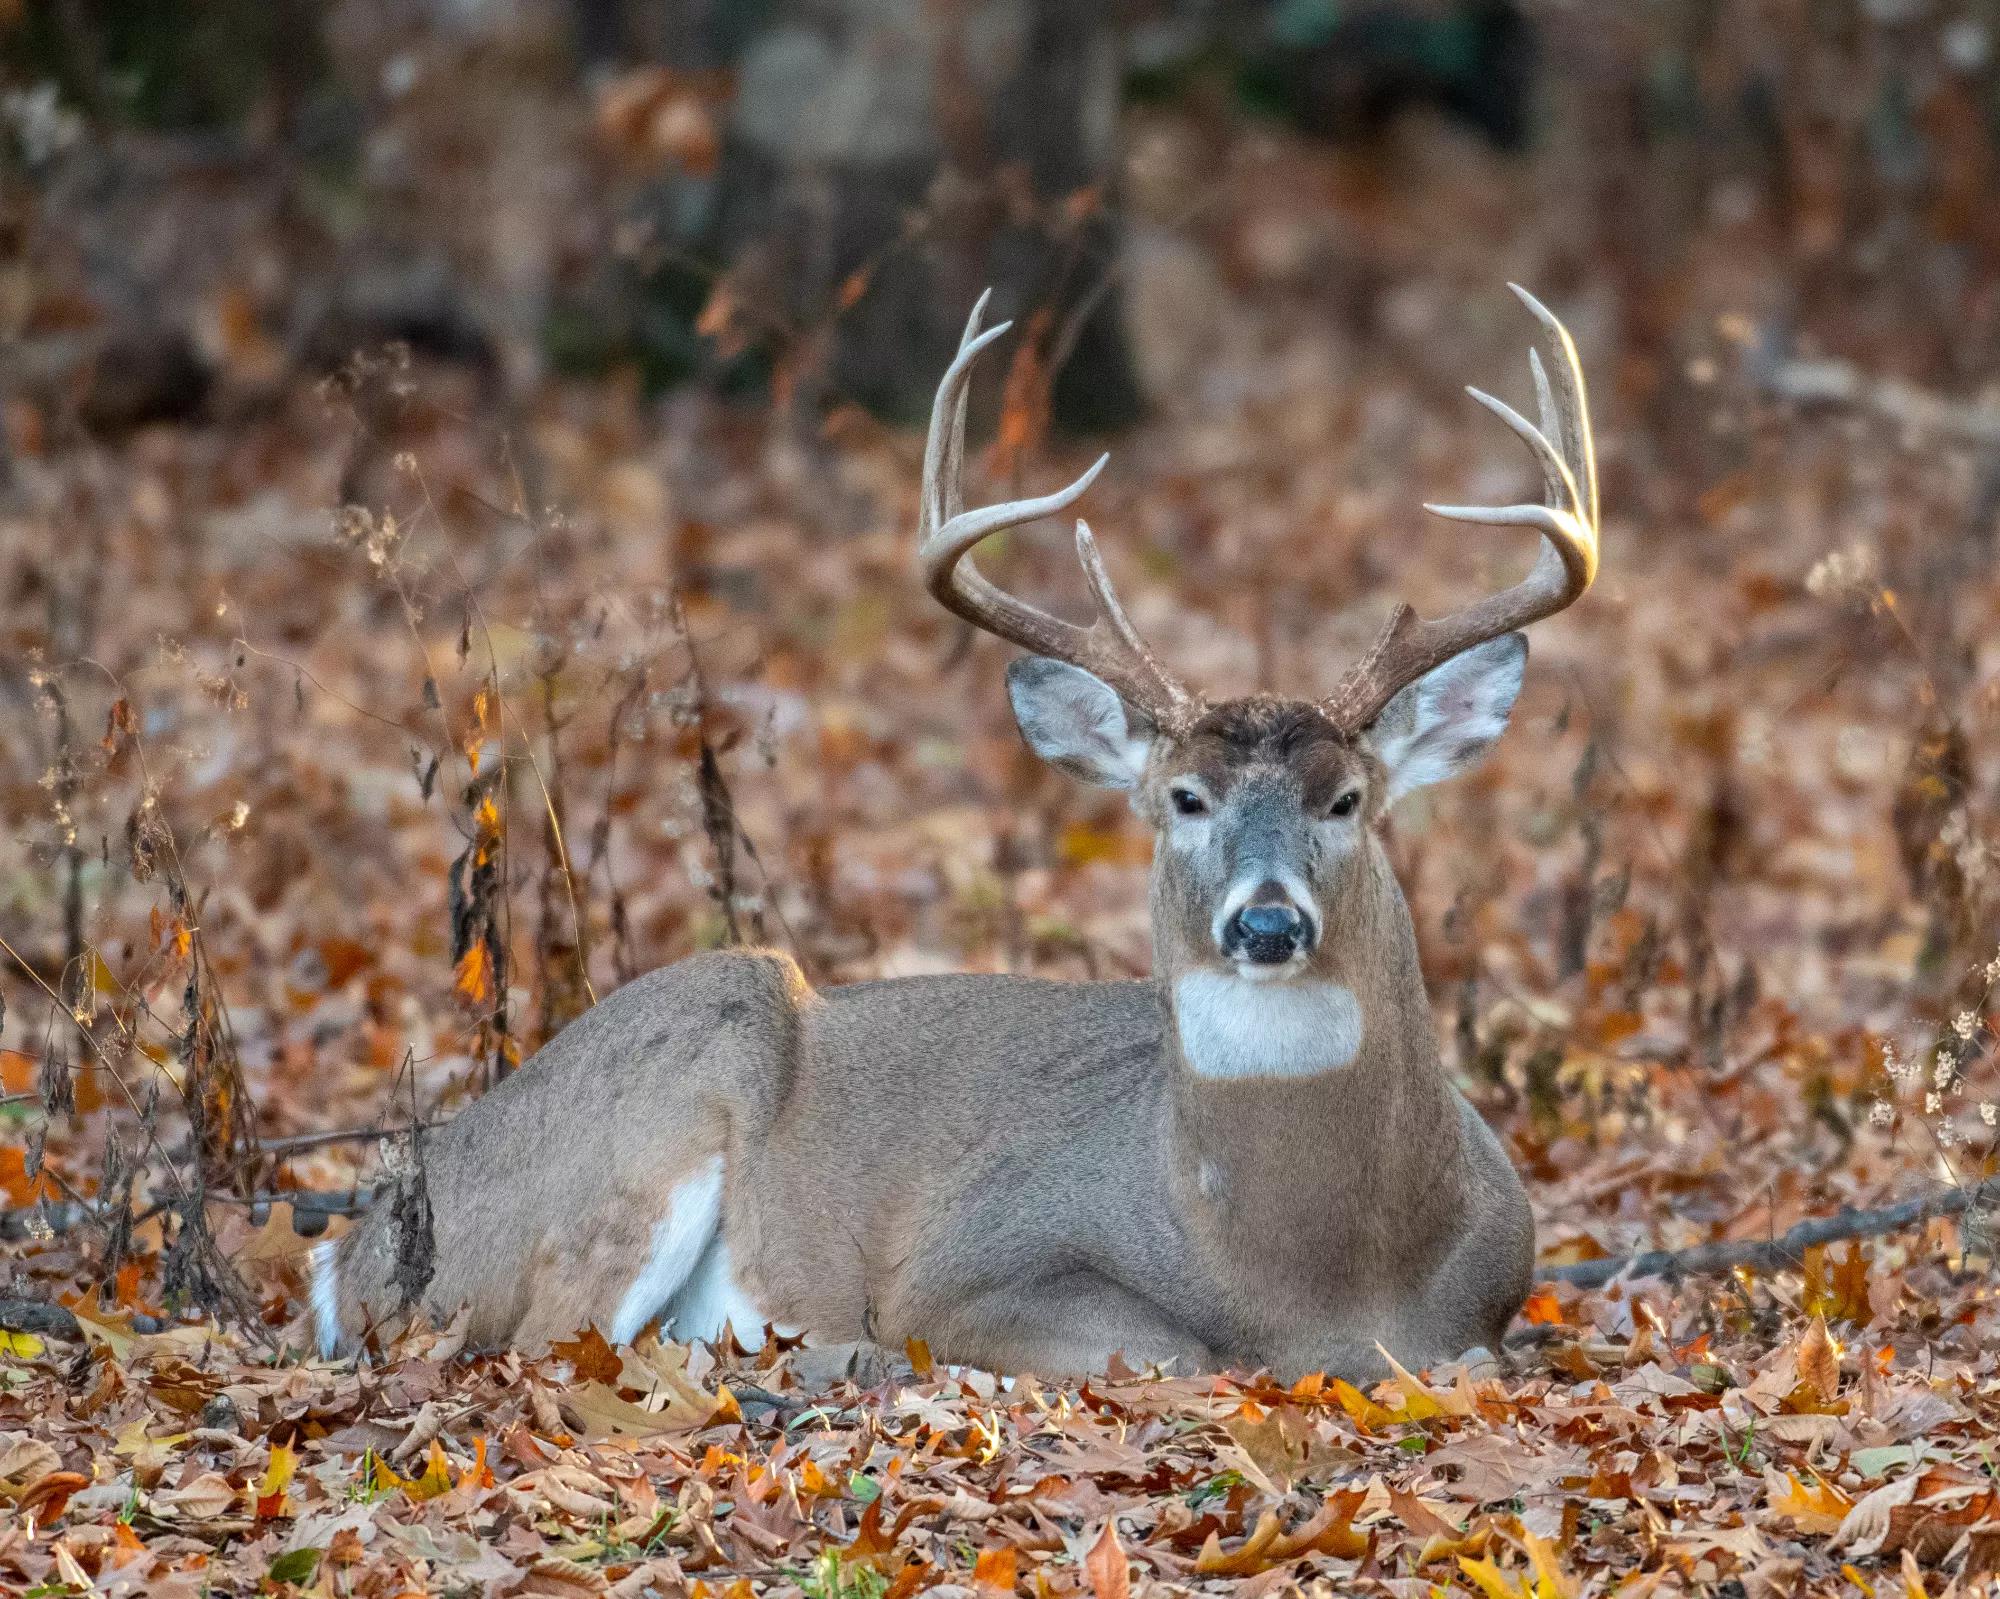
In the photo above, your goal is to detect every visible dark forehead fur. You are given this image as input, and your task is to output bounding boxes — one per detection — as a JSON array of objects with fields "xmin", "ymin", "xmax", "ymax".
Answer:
[{"xmin": 1182, "ymin": 695, "xmax": 1350, "ymax": 761}]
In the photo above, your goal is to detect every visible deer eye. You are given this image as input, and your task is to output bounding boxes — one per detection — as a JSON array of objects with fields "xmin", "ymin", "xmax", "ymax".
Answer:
[
  {"xmin": 1170, "ymin": 786, "xmax": 1209, "ymax": 817},
  {"xmin": 1328, "ymin": 790, "xmax": 1361, "ymax": 818}
]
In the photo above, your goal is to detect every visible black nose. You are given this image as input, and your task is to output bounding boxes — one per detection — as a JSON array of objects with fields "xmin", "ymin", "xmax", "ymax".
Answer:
[{"xmin": 1223, "ymin": 902, "xmax": 1311, "ymax": 965}]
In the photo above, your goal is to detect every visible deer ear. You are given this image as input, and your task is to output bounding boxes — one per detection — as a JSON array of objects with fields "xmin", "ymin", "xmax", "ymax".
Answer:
[
  {"xmin": 1370, "ymin": 633, "xmax": 1526, "ymax": 805},
  {"xmin": 1006, "ymin": 657, "xmax": 1155, "ymax": 789}
]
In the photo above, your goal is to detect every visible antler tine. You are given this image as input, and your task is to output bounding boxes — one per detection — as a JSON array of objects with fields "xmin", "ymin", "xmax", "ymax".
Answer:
[
  {"xmin": 917, "ymin": 293, "xmax": 1195, "ymax": 726},
  {"xmin": 1324, "ymin": 285, "xmax": 1599, "ymax": 733}
]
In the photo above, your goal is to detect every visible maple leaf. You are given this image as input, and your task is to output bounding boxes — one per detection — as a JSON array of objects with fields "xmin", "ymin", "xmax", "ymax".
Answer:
[{"xmin": 1768, "ymin": 1469, "xmax": 1854, "ymax": 1536}]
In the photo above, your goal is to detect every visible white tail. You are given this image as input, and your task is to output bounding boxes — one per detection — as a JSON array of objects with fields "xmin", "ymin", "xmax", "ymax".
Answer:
[{"xmin": 314, "ymin": 287, "xmax": 1598, "ymax": 1382}]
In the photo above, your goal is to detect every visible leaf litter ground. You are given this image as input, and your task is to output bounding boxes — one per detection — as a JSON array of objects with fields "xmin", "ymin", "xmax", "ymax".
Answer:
[{"xmin": 5, "ymin": 85, "xmax": 2000, "ymax": 1599}]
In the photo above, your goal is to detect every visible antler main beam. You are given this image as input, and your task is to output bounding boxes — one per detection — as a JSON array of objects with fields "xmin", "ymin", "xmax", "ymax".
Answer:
[
  {"xmin": 1324, "ymin": 284, "xmax": 1599, "ymax": 732},
  {"xmin": 918, "ymin": 293, "xmax": 1197, "ymax": 729}
]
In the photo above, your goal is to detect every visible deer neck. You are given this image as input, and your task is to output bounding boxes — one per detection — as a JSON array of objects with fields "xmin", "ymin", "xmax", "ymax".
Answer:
[{"xmin": 1158, "ymin": 857, "xmax": 1459, "ymax": 1220}]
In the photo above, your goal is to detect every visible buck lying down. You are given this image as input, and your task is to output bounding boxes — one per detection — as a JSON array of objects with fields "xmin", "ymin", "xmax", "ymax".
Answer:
[{"xmin": 315, "ymin": 286, "xmax": 1596, "ymax": 1381}]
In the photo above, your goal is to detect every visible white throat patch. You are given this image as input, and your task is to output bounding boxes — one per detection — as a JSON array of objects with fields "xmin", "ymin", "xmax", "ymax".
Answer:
[{"xmin": 1173, "ymin": 972, "xmax": 1364, "ymax": 1079}]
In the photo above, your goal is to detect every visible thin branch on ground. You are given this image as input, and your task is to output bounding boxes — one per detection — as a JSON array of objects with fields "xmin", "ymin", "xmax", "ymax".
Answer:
[{"xmin": 1543, "ymin": 1177, "xmax": 2000, "ymax": 1288}]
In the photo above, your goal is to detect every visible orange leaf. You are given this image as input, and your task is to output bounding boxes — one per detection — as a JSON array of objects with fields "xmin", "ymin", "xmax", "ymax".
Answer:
[
  {"xmin": 0, "ymin": 1050, "xmax": 32, "ymax": 1097},
  {"xmin": 453, "ymin": 942, "xmax": 494, "ymax": 1006},
  {"xmin": 456, "ymin": 1435, "xmax": 495, "ymax": 1491},
  {"xmin": 1084, "ymin": 1520, "xmax": 1131, "ymax": 1599},
  {"xmin": 906, "ymin": 1337, "xmax": 934, "ymax": 1378},
  {"xmin": 0, "ymin": 1145, "xmax": 57, "ymax": 1207},
  {"xmin": 1521, "ymin": 1288, "xmax": 1565, "ymax": 1326},
  {"xmin": 552, "ymin": 1324, "xmax": 625, "ymax": 1381},
  {"xmin": 973, "ymin": 1546, "xmax": 1018, "ymax": 1595}
]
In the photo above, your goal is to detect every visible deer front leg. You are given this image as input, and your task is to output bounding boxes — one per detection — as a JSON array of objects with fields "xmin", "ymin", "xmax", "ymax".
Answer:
[{"xmin": 916, "ymin": 1274, "xmax": 1215, "ymax": 1379}]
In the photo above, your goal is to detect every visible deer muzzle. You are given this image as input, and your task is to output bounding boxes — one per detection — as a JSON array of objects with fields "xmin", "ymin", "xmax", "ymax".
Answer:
[{"xmin": 1220, "ymin": 889, "xmax": 1317, "ymax": 968}]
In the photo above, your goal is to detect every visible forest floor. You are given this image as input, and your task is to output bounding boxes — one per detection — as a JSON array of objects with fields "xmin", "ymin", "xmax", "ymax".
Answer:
[{"xmin": 4, "ymin": 93, "xmax": 2000, "ymax": 1599}]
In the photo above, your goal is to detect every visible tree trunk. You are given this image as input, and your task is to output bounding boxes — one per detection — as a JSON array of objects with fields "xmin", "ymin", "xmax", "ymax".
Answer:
[{"xmin": 704, "ymin": 0, "xmax": 1143, "ymax": 429}]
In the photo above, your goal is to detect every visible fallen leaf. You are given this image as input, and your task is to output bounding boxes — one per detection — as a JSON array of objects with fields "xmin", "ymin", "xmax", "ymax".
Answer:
[
  {"xmin": 1795, "ymin": 1315, "xmax": 1840, "ymax": 1404},
  {"xmin": 1085, "ymin": 1519, "xmax": 1130, "ymax": 1599}
]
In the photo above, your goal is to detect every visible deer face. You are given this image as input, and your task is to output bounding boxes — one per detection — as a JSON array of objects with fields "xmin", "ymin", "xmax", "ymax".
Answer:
[
  {"xmin": 1006, "ymin": 635, "xmax": 1527, "ymax": 983},
  {"xmin": 923, "ymin": 283, "xmax": 1594, "ymax": 1068}
]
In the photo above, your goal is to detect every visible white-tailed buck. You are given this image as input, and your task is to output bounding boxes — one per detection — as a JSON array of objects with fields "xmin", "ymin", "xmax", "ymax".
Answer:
[{"xmin": 314, "ymin": 285, "xmax": 1598, "ymax": 1381}]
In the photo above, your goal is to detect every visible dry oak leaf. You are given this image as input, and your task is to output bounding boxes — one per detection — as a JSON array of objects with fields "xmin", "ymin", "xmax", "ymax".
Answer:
[
  {"xmin": 1195, "ymin": 1489, "xmax": 1368, "ymax": 1576},
  {"xmin": 153, "ymin": 1470, "xmax": 239, "ymax": 1520},
  {"xmin": 533, "ymin": 1461, "xmax": 622, "ymax": 1520},
  {"xmin": 1835, "ymin": 1478, "xmax": 1920, "ymax": 1557},
  {"xmin": 1794, "ymin": 1315, "xmax": 1841, "ymax": 1407},
  {"xmin": 0, "ymin": 1432, "xmax": 62, "ymax": 1492},
  {"xmin": 1085, "ymin": 1519, "xmax": 1132, "ymax": 1599},
  {"xmin": 1378, "ymin": 1344, "xmax": 1476, "ymax": 1420}
]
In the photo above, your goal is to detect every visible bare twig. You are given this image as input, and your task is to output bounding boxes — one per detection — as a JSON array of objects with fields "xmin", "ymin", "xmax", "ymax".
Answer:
[{"xmin": 1543, "ymin": 1178, "xmax": 2000, "ymax": 1288}]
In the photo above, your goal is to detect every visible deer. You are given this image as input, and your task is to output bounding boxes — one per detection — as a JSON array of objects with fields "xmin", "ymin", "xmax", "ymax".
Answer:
[{"xmin": 310, "ymin": 284, "xmax": 1598, "ymax": 1383}]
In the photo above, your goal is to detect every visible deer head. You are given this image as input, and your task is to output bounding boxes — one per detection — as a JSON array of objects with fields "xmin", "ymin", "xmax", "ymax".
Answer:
[{"xmin": 920, "ymin": 287, "xmax": 1597, "ymax": 1068}]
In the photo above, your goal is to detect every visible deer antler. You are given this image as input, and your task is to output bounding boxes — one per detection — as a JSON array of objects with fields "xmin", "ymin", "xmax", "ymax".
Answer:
[
  {"xmin": 1324, "ymin": 284, "xmax": 1599, "ymax": 732},
  {"xmin": 919, "ymin": 292, "xmax": 1198, "ymax": 730}
]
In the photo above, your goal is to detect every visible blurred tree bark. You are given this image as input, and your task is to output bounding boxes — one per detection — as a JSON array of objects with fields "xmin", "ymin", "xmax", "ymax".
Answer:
[{"xmin": 602, "ymin": 0, "xmax": 1144, "ymax": 428}]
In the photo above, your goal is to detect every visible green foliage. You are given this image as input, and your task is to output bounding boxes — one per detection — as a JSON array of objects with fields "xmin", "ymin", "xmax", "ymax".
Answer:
[
  {"xmin": 797, "ymin": 1550, "xmax": 889, "ymax": 1599},
  {"xmin": 6, "ymin": 0, "xmax": 329, "ymax": 131}
]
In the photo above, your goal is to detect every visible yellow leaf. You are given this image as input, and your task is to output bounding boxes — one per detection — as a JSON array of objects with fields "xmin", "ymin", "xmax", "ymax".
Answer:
[
  {"xmin": 257, "ymin": 1441, "xmax": 297, "ymax": 1519},
  {"xmin": 1459, "ymin": 1554, "xmax": 1531, "ymax": 1599},
  {"xmin": 371, "ymin": 1439, "xmax": 455, "ymax": 1502},
  {"xmin": 1377, "ymin": 1343, "xmax": 1471, "ymax": 1419},
  {"xmin": 1767, "ymin": 1469, "xmax": 1853, "ymax": 1535},
  {"xmin": 1522, "ymin": 1531, "xmax": 1577, "ymax": 1599},
  {"xmin": 112, "ymin": 1417, "xmax": 190, "ymax": 1472},
  {"xmin": 0, "ymin": 1330, "xmax": 45, "ymax": 1359},
  {"xmin": 1331, "ymin": 1377, "xmax": 1396, "ymax": 1432}
]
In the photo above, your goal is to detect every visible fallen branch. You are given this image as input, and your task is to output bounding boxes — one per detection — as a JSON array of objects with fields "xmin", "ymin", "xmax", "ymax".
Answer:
[
  {"xmin": 1751, "ymin": 342, "xmax": 2000, "ymax": 444},
  {"xmin": 1, "ymin": 1186, "xmax": 376, "ymax": 1241},
  {"xmin": 1543, "ymin": 1177, "xmax": 2000, "ymax": 1289}
]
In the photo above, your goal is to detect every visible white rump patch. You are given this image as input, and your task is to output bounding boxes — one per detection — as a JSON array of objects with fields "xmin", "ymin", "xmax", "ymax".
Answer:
[
  {"xmin": 309, "ymin": 1238, "xmax": 341, "ymax": 1359},
  {"xmin": 666, "ymin": 1235, "xmax": 770, "ymax": 1348},
  {"xmin": 610, "ymin": 1157, "xmax": 725, "ymax": 1346},
  {"xmin": 1174, "ymin": 972, "xmax": 1364, "ymax": 1079}
]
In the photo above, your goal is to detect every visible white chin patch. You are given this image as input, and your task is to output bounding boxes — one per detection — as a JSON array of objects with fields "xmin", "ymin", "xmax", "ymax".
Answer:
[{"xmin": 1173, "ymin": 971, "xmax": 1364, "ymax": 1079}]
